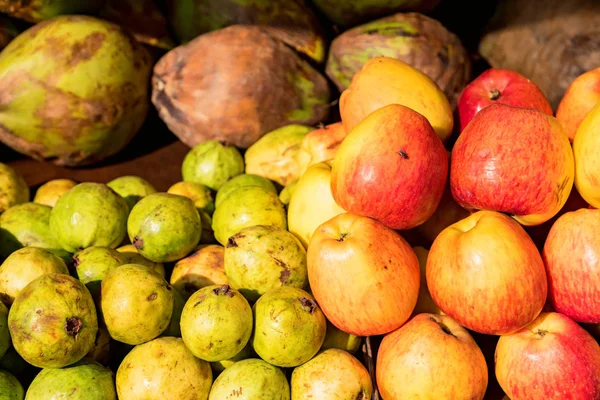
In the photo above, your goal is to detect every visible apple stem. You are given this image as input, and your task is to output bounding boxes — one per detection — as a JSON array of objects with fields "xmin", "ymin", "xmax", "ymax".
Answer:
[
  {"xmin": 489, "ymin": 88, "xmax": 501, "ymax": 100},
  {"xmin": 533, "ymin": 328, "xmax": 549, "ymax": 339},
  {"xmin": 337, "ymin": 233, "xmax": 348, "ymax": 242}
]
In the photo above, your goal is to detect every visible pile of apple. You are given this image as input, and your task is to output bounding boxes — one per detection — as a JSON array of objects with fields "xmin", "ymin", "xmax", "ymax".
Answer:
[{"xmin": 304, "ymin": 57, "xmax": 600, "ymax": 399}]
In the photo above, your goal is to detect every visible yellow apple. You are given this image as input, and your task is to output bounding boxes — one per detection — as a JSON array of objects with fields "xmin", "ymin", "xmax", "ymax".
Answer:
[
  {"xmin": 574, "ymin": 102, "xmax": 600, "ymax": 208},
  {"xmin": 412, "ymin": 246, "xmax": 442, "ymax": 315}
]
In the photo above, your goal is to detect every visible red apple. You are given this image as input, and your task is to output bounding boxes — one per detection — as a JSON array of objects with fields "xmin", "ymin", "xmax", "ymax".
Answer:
[
  {"xmin": 556, "ymin": 67, "xmax": 600, "ymax": 141},
  {"xmin": 307, "ymin": 213, "xmax": 420, "ymax": 336},
  {"xmin": 451, "ymin": 103, "xmax": 574, "ymax": 226},
  {"xmin": 458, "ymin": 68, "xmax": 553, "ymax": 131},
  {"xmin": 495, "ymin": 312, "xmax": 600, "ymax": 400},
  {"xmin": 427, "ymin": 211, "xmax": 548, "ymax": 335},
  {"xmin": 331, "ymin": 103, "xmax": 448, "ymax": 230},
  {"xmin": 377, "ymin": 313, "xmax": 488, "ymax": 400},
  {"xmin": 542, "ymin": 208, "xmax": 600, "ymax": 323}
]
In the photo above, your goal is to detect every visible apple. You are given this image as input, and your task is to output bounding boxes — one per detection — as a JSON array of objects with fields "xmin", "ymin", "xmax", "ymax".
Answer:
[
  {"xmin": 451, "ymin": 104, "xmax": 574, "ymax": 226},
  {"xmin": 542, "ymin": 208, "xmax": 600, "ymax": 323},
  {"xmin": 573, "ymin": 102, "xmax": 600, "ymax": 208},
  {"xmin": 458, "ymin": 68, "xmax": 553, "ymax": 132},
  {"xmin": 377, "ymin": 313, "xmax": 488, "ymax": 400},
  {"xmin": 556, "ymin": 67, "xmax": 600, "ymax": 141},
  {"xmin": 412, "ymin": 247, "xmax": 442, "ymax": 316},
  {"xmin": 296, "ymin": 122, "xmax": 347, "ymax": 176},
  {"xmin": 288, "ymin": 161, "xmax": 345, "ymax": 248},
  {"xmin": 331, "ymin": 103, "xmax": 448, "ymax": 230},
  {"xmin": 307, "ymin": 213, "xmax": 420, "ymax": 336},
  {"xmin": 416, "ymin": 182, "xmax": 470, "ymax": 243},
  {"xmin": 495, "ymin": 312, "xmax": 600, "ymax": 400},
  {"xmin": 339, "ymin": 57, "xmax": 454, "ymax": 142},
  {"xmin": 427, "ymin": 211, "xmax": 548, "ymax": 335}
]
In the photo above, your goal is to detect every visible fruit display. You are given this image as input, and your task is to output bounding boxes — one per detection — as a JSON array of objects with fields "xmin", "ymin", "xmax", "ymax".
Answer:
[{"xmin": 0, "ymin": 2, "xmax": 600, "ymax": 399}]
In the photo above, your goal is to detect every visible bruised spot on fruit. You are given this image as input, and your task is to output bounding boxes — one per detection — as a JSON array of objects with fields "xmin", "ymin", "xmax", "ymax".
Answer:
[
  {"xmin": 65, "ymin": 317, "xmax": 82, "ymax": 338},
  {"xmin": 133, "ymin": 236, "xmax": 144, "ymax": 250},
  {"xmin": 397, "ymin": 149, "xmax": 409, "ymax": 159},
  {"xmin": 213, "ymin": 284, "xmax": 234, "ymax": 298},
  {"xmin": 299, "ymin": 297, "xmax": 317, "ymax": 314},
  {"xmin": 555, "ymin": 176, "xmax": 571, "ymax": 204},
  {"xmin": 147, "ymin": 293, "xmax": 158, "ymax": 301},
  {"xmin": 68, "ymin": 32, "xmax": 106, "ymax": 67},
  {"xmin": 279, "ymin": 268, "xmax": 291, "ymax": 284},
  {"xmin": 534, "ymin": 329, "xmax": 549, "ymax": 339},
  {"xmin": 227, "ymin": 236, "xmax": 238, "ymax": 248},
  {"xmin": 489, "ymin": 88, "xmax": 502, "ymax": 101}
]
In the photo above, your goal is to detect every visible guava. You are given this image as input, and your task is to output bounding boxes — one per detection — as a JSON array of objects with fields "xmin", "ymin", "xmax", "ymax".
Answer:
[
  {"xmin": 107, "ymin": 176, "xmax": 157, "ymax": 212},
  {"xmin": 161, "ymin": 288, "xmax": 185, "ymax": 337},
  {"xmin": 33, "ymin": 179, "xmax": 77, "ymax": 207},
  {"xmin": 101, "ymin": 264, "xmax": 173, "ymax": 345},
  {"xmin": 224, "ymin": 225, "xmax": 308, "ymax": 302},
  {"xmin": 85, "ymin": 326, "xmax": 111, "ymax": 365},
  {"xmin": 180, "ymin": 285, "xmax": 252, "ymax": 362},
  {"xmin": 49, "ymin": 183, "xmax": 129, "ymax": 253},
  {"xmin": 279, "ymin": 180, "xmax": 298, "ymax": 206},
  {"xmin": 117, "ymin": 337, "xmax": 212, "ymax": 400},
  {"xmin": 208, "ymin": 359, "xmax": 290, "ymax": 400},
  {"xmin": 181, "ymin": 140, "xmax": 244, "ymax": 191},
  {"xmin": 25, "ymin": 359, "xmax": 116, "ymax": 400},
  {"xmin": 212, "ymin": 185, "xmax": 287, "ymax": 245},
  {"xmin": 0, "ymin": 202, "xmax": 70, "ymax": 261},
  {"xmin": 0, "ymin": 370, "xmax": 23, "ymax": 400},
  {"xmin": 0, "ymin": 163, "xmax": 28, "ymax": 214},
  {"xmin": 0, "ymin": 247, "xmax": 68, "ymax": 305},
  {"xmin": 210, "ymin": 342, "xmax": 254, "ymax": 375},
  {"xmin": 8, "ymin": 273, "xmax": 98, "ymax": 368},
  {"xmin": 73, "ymin": 246, "xmax": 127, "ymax": 300},
  {"xmin": 116, "ymin": 244, "xmax": 165, "ymax": 277},
  {"xmin": 167, "ymin": 181, "xmax": 215, "ymax": 215},
  {"xmin": 321, "ymin": 321, "xmax": 362, "ymax": 354},
  {"xmin": 215, "ymin": 174, "xmax": 276, "ymax": 208},
  {"xmin": 0, "ymin": 349, "xmax": 29, "ymax": 379},
  {"xmin": 253, "ymin": 287, "xmax": 326, "ymax": 367},
  {"xmin": 0, "ymin": 302, "xmax": 8, "ymax": 360},
  {"xmin": 127, "ymin": 193, "xmax": 201, "ymax": 263},
  {"xmin": 170, "ymin": 245, "xmax": 228, "ymax": 300}
]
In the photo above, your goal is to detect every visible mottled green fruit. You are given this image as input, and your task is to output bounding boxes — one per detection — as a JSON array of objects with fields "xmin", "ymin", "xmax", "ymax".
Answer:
[
  {"xmin": 253, "ymin": 287, "xmax": 326, "ymax": 367},
  {"xmin": 33, "ymin": 179, "xmax": 77, "ymax": 207},
  {"xmin": 116, "ymin": 244, "xmax": 165, "ymax": 277},
  {"xmin": 107, "ymin": 176, "xmax": 157, "ymax": 212},
  {"xmin": 0, "ymin": 202, "xmax": 70, "ymax": 260},
  {"xmin": 73, "ymin": 247, "xmax": 127, "ymax": 300},
  {"xmin": 161, "ymin": 288, "xmax": 185, "ymax": 337},
  {"xmin": 212, "ymin": 186, "xmax": 287, "ymax": 245},
  {"xmin": 245, "ymin": 125, "xmax": 313, "ymax": 187},
  {"xmin": 101, "ymin": 264, "xmax": 173, "ymax": 345},
  {"xmin": 85, "ymin": 326, "xmax": 111, "ymax": 365},
  {"xmin": 8, "ymin": 273, "xmax": 98, "ymax": 368},
  {"xmin": 0, "ymin": 0, "xmax": 104, "ymax": 23},
  {"xmin": 279, "ymin": 180, "xmax": 298, "ymax": 206},
  {"xmin": 208, "ymin": 359, "xmax": 289, "ymax": 400},
  {"xmin": 0, "ymin": 370, "xmax": 23, "ymax": 400},
  {"xmin": 199, "ymin": 211, "xmax": 217, "ymax": 245},
  {"xmin": 0, "ymin": 247, "xmax": 68, "ymax": 306},
  {"xmin": 25, "ymin": 359, "xmax": 115, "ymax": 400},
  {"xmin": 181, "ymin": 285, "xmax": 252, "ymax": 362},
  {"xmin": 182, "ymin": 140, "xmax": 244, "ymax": 191},
  {"xmin": 0, "ymin": 16, "xmax": 152, "ymax": 166},
  {"xmin": 210, "ymin": 342, "xmax": 254, "ymax": 375},
  {"xmin": 50, "ymin": 183, "xmax": 129, "ymax": 253},
  {"xmin": 215, "ymin": 174, "xmax": 276, "ymax": 208},
  {"xmin": 0, "ymin": 164, "xmax": 28, "ymax": 213},
  {"xmin": 168, "ymin": 181, "xmax": 215, "ymax": 215},
  {"xmin": 0, "ymin": 303, "xmax": 8, "ymax": 360},
  {"xmin": 225, "ymin": 225, "xmax": 308, "ymax": 302},
  {"xmin": 127, "ymin": 193, "xmax": 201, "ymax": 263},
  {"xmin": 116, "ymin": 337, "xmax": 212, "ymax": 400},
  {"xmin": 321, "ymin": 321, "xmax": 362, "ymax": 354},
  {"xmin": 0, "ymin": 349, "xmax": 28, "ymax": 378}
]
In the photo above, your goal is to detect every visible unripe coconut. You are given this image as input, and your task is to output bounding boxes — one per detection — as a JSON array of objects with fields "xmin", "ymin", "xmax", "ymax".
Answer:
[
  {"xmin": 215, "ymin": 174, "xmax": 276, "ymax": 208},
  {"xmin": 127, "ymin": 193, "xmax": 202, "ymax": 263},
  {"xmin": 170, "ymin": 245, "xmax": 228, "ymax": 300},
  {"xmin": 101, "ymin": 264, "xmax": 173, "ymax": 345},
  {"xmin": 0, "ymin": 163, "xmax": 28, "ymax": 213},
  {"xmin": 181, "ymin": 140, "xmax": 244, "ymax": 191},
  {"xmin": 8, "ymin": 273, "xmax": 98, "ymax": 368},
  {"xmin": 116, "ymin": 244, "xmax": 165, "ymax": 278},
  {"xmin": 0, "ymin": 16, "xmax": 152, "ymax": 166},
  {"xmin": 224, "ymin": 225, "xmax": 308, "ymax": 302},
  {"xmin": 167, "ymin": 181, "xmax": 215, "ymax": 215},
  {"xmin": 33, "ymin": 179, "xmax": 77, "ymax": 207},
  {"xmin": 0, "ymin": 302, "xmax": 8, "ymax": 360},
  {"xmin": 116, "ymin": 337, "xmax": 212, "ymax": 400},
  {"xmin": 0, "ymin": 370, "xmax": 23, "ymax": 400},
  {"xmin": 180, "ymin": 285, "xmax": 253, "ymax": 362},
  {"xmin": 72, "ymin": 247, "xmax": 127, "ymax": 300},
  {"xmin": 0, "ymin": 1, "xmax": 104, "ymax": 23},
  {"xmin": 50, "ymin": 183, "xmax": 129, "ymax": 253},
  {"xmin": 252, "ymin": 287, "xmax": 326, "ymax": 367},
  {"xmin": 107, "ymin": 176, "xmax": 157, "ymax": 212},
  {"xmin": 0, "ymin": 247, "xmax": 68, "ymax": 305},
  {"xmin": 152, "ymin": 25, "xmax": 330, "ymax": 149},
  {"xmin": 208, "ymin": 358, "xmax": 290, "ymax": 400}
]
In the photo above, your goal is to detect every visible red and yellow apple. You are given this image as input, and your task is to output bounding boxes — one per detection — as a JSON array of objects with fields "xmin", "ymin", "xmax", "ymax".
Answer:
[
  {"xmin": 331, "ymin": 104, "xmax": 448, "ymax": 230},
  {"xmin": 427, "ymin": 211, "xmax": 547, "ymax": 335},
  {"xmin": 451, "ymin": 103, "xmax": 574, "ymax": 226},
  {"xmin": 412, "ymin": 247, "xmax": 441, "ymax": 316},
  {"xmin": 377, "ymin": 313, "xmax": 488, "ymax": 400},
  {"xmin": 556, "ymin": 67, "xmax": 600, "ymax": 141},
  {"xmin": 495, "ymin": 312, "xmax": 600, "ymax": 400},
  {"xmin": 339, "ymin": 57, "xmax": 454, "ymax": 142},
  {"xmin": 573, "ymin": 102, "xmax": 600, "ymax": 208},
  {"xmin": 307, "ymin": 213, "xmax": 420, "ymax": 336},
  {"xmin": 542, "ymin": 208, "xmax": 600, "ymax": 323},
  {"xmin": 296, "ymin": 122, "xmax": 347, "ymax": 176},
  {"xmin": 457, "ymin": 68, "xmax": 552, "ymax": 132}
]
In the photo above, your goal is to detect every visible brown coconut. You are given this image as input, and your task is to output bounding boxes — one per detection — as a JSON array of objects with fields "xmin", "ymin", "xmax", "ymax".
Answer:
[{"xmin": 152, "ymin": 25, "xmax": 331, "ymax": 149}]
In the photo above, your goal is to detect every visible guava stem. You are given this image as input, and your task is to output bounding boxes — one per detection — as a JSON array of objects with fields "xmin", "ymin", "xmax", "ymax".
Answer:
[
  {"xmin": 65, "ymin": 317, "xmax": 82, "ymax": 338},
  {"xmin": 298, "ymin": 297, "xmax": 317, "ymax": 314},
  {"xmin": 213, "ymin": 284, "xmax": 234, "ymax": 297}
]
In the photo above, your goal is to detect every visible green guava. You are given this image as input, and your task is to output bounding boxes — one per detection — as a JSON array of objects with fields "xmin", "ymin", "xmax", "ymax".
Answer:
[
  {"xmin": 0, "ymin": 369, "xmax": 23, "ymax": 400},
  {"xmin": 180, "ymin": 285, "xmax": 252, "ymax": 362},
  {"xmin": 321, "ymin": 321, "xmax": 362, "ymax": 354},
  {"xmin": 0, "ymin": 302, "xmax": 9, "ymax": 360},
  {"xmin": 212, "ymin": 185, "xmax": 287, "ymax": 245},
  {"xmin": 117, "ymin": 337, "xmax": 212, "ymax": 400},
  {"xmin": 161, "ymin": 287, "xmax": 185, "ymax": 337},
  {"xmin": 73, "ymin": 246, "xmax": 127, "ymax": 300},
  {"xmin": 8, "ymin": 273, "xmax": 98, "ymax": 368},
  {"xmin": 0, "ymin": 349, "xmax": 29, "ymax": 380},
  {"xmin": 215, "ymin": 174, "xmax": 276, "ymax": 208},
  {"xmin": 85, "ymin": 326, "xmax": 111, "ymax": 365},
  {"xmin": 252, "ymin": 287, "xmax": 326, "ymax": 367},
  {"xmin": 107, "ymin": 176, "xmax": 157, "ymax": 212},
  {"xmin": 33, "ymin": 179, "xmax": 77, "ymax": 207},
  {"xmin": 167, "ymin": 181, "xmax": 215, "ymax": 215},
  {"xmin": 0, "ymin": 163, "xmax": 28, "ymax": 214},
  {"xmin": 116, "ymin": 245, "xmax": 165, "ymax": 278},
  {"xmin": 181, "ymin": 140, "xmax": 244, "ymax": 191},
  {"xmin": 127, "ymin": 193, "xmax": 201, "ymax": 263},
  {"xmin": 224, "ymin": 225, "xmax": 308, "ymax": 302},
  {"xmin": 25, "ymin": 359, "xmax": 116, "ymax": 400},
  {"xmin": 170, "ymin": 245, "xmax": 228, "ymax": 300},
  {"xmin": 49, "ymin": 183, "xmax": 129, "ymax": 253},
  {"xmin": 101, "ymin": 264, "xmax": 173, "ymax": 345},
  {"xmin": 208, "ymin": 359, "xmax": 289, "ymax": 400},
  {"xmin": 279, "ymin": 180, "xmax": 298, "ymax": 206},
  {"xmin": 210, "ymin": 342, "xmax": 254, "ymax": 375}
]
